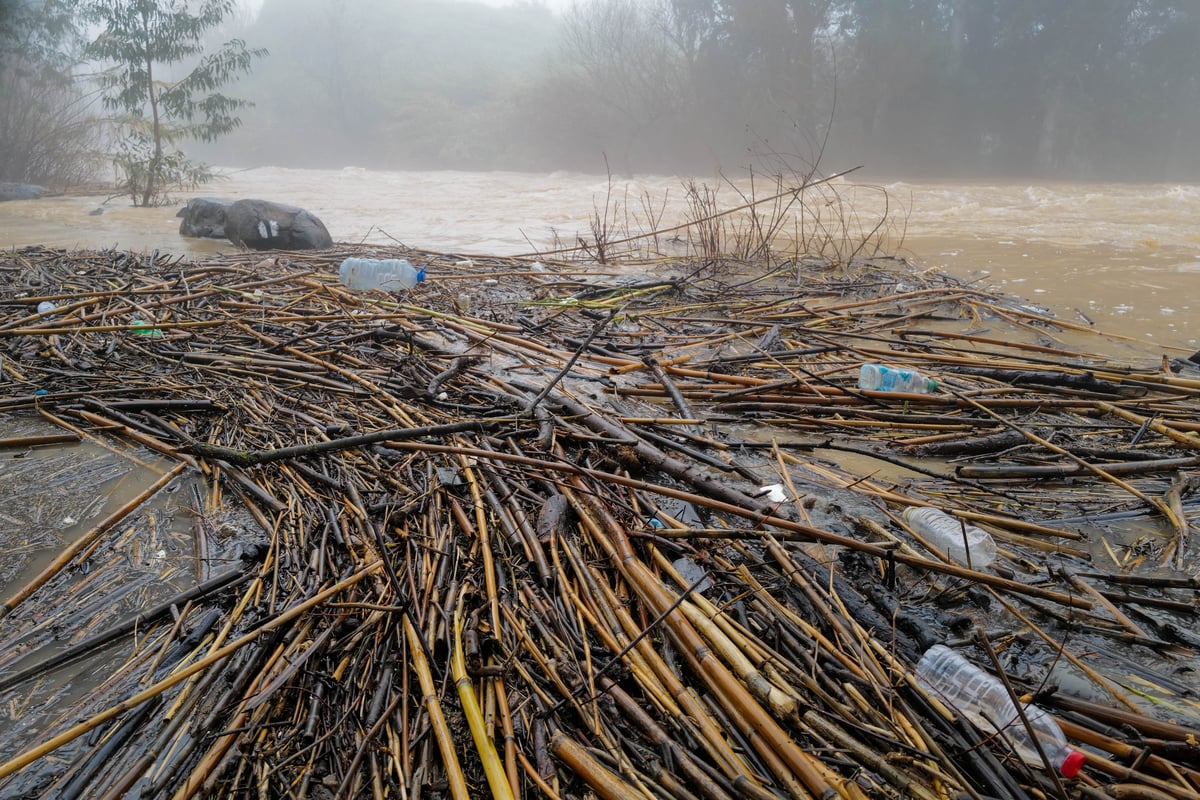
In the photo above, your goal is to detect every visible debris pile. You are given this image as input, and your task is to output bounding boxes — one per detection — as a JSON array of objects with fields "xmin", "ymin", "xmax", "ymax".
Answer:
[{"xmin": 1, "ymin": 245, "xmax": 1197, "ymax": 799}]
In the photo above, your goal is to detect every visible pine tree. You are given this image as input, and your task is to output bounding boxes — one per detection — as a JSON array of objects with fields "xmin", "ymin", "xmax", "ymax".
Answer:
[{"xmin": 80, "ymin": 0, "xmax": 265, "ymax": 206}]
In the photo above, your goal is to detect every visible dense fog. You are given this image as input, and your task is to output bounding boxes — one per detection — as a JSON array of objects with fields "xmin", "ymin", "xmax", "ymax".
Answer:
[{"xmin": 5, "ymin": 0, "xmax": 1200, "ymax": 183}]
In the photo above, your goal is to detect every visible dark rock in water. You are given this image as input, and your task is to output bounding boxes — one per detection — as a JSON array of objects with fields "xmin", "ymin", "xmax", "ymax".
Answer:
[
  {"xmin": 88, "ymin": 207, "xmax": 105, "ymax": 216},
  {"xmin": 1171, "ymin": 350, "xmax": 1200, "ymax": 376},
  {"xmin": 179, "ymin": 197, "xmax": 333, "ymax": 249},
  {"xmin": 223, "ymin": 198, "xmax": 333, "ymax": 250},
  {"xmin": 0, "ymin": 182, "xmax": 46, "ymax": 202},
  {"xmin": 177, "ymin": 197, "xmax": 233, "ymax": 238}
]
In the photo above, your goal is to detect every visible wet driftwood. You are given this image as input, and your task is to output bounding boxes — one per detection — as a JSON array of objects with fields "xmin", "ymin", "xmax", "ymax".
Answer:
[{"xmin": 0, "ymin": 244, "xmax": 1198, "ymax": 800}]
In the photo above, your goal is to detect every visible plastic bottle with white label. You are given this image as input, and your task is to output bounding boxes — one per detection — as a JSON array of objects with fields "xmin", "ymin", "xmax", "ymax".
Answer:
[
  {"xmin": 916, "ymin": 644, "xmax": 1085, "ymax": 778},
  {"xmin": 338, "ymin": 258, "xmax": 426, "ymax": 291},
  {"xmin": 858, "ymin": 363, "xmax": 937, "ymax": 393},
  {"xmin": 903, "ymin": 506, "xmax": 996, "ymax": 568}
]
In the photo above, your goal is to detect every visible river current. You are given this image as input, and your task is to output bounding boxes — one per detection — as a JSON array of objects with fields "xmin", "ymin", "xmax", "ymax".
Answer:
[{"xmin": 2, "ymin": 166, "xmax": 1198, "ymax": 349}]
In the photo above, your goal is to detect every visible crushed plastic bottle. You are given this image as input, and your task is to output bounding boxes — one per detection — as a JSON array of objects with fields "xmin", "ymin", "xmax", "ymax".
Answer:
[
  {"xmin": 131, "ymin": 319, "xmax": 163, "ymax": 337},
  {"xmin": 338, "ymin": 257, "xmax": 426, "ymax": 291},
  {"xmin": 903, "ymin": 506, "xmax": 996, "ymax": 568},
  {"xmin": 37, "ymin": 301, "xmax": 57, "ymax": 315},
  {"xmin": 916, "ymin": 644, "xmax": 1085, "ymax": 778},
  {"xmin": 858, "ymin": 363, "xmax": 937, "ymax": 394}
]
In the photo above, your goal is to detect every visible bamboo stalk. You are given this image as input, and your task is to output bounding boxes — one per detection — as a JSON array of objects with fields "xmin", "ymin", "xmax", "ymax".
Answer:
[
  {"xmin": 0, "ymin": 564, "xmax": 380, "ymax": 781},
  {"xmin": 0, "ymin": 432, "xmax": 80, "ymax": 449},
  {"xmin": 548, "ymin": 732, "xmax": 649, "ymax": 800},
  {"xmin": 452, "ymin": 585, "xmax": 516, "ymax": 800}
]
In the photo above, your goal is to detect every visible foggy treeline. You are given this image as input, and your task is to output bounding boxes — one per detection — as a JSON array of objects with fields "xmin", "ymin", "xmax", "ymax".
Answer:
[
  {"xmin": 199, "ymin": 0, "xmax": 1200, "ymax": 181},
  {"xmin": 4, "ymin": 0, "xmax": 1200, "ymax": 184}
]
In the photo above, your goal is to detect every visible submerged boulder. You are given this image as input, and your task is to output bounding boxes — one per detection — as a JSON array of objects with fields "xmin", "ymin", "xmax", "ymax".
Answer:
[
  {"xmin": 223, "ymin": 199, "xmax": 333, "ymax": 250},
  {"xmin": 177, "ymin": 197, "xmax": 233, "ymax": 238}
]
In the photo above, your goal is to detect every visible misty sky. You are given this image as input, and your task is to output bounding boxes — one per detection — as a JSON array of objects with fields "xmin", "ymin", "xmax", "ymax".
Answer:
[
  {"xmin": 241, "ymin": 0, "xmax": 573, "ymax": 13},
  {"xmin": 470, "ymin": 0, "xmax": 572, "ymax": 7}
]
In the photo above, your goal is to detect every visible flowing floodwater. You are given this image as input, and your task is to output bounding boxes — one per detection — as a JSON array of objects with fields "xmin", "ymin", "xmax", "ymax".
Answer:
[{"xmin": 2, "ymin": 167, "xmax": 1198, "ymax": 349}]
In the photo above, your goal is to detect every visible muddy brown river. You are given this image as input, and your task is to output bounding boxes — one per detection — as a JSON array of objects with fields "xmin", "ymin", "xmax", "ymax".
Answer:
[{"xmin": 2, "ymin": 167, "xmax": 1198, "ymax": 349}]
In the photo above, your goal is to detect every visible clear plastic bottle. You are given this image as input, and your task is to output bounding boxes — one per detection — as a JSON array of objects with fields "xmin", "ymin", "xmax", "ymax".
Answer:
[
  {"xmin": 916, "ymin": 644, "xmax": 1085, "ymax": 778},
  {"xmin": 858, "ymin": 363, "xmax": 937, "ymax": 394},
  {"xmin": 903, "ymin": 506, "xmax": 996, "ymax": 568},
  {"xmin": 338, "ymin": 257, "xmax": 426, "ymax": 291}
]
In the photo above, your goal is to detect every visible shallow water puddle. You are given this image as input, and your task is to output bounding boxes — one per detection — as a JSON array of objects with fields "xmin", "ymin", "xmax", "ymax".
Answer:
[
  {"xmin": 0, "ymin": 415, "xmax": 175, "ymax": 587},
  {"xmin": 0, "ymin": 414, "xmax": 258, "ymax": 760}
]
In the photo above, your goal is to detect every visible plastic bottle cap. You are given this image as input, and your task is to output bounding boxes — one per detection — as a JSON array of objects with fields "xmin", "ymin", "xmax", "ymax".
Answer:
[{"xmin": 1059, "ymin": 749, "xmax": 1085, "ymax": 778}]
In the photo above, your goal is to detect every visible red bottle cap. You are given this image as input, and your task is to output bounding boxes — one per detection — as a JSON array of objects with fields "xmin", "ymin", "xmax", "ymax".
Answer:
[{"xmin": 1059, "ymin": 749, "xmax": 1086, "ymax": 778}]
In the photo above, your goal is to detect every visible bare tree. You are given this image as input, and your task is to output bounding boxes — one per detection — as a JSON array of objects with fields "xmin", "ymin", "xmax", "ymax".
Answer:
[
  {"xmin": 0, "ymin": 0, "xmax": 99, "ymax": 186},
  {"xmin": 556, "ymin": 0, "xmax": 693, "ymax": 172}
]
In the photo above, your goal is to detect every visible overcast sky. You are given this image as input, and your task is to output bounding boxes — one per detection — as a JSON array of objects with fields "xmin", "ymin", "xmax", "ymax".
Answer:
[
  {"xmin": 242, "ymin": 0, "xmax": 573, "ymax": 13},
  {"xmin": 473, "ymin": 0, "xmax": 572, "ymax": 7}
]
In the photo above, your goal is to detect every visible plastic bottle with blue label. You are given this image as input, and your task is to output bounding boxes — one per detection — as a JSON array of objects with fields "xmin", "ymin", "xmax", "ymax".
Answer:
[
  {"xmin": 858, "ymin": 363, "xmax": 937, "ymax": 394},
  {"xmin": 916, "ymin": 644, "xmax": 1085, "ymax": 778},
  {"xmin": 338, "ymin": 258, "xmax": 426, "ymax": 291}
]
